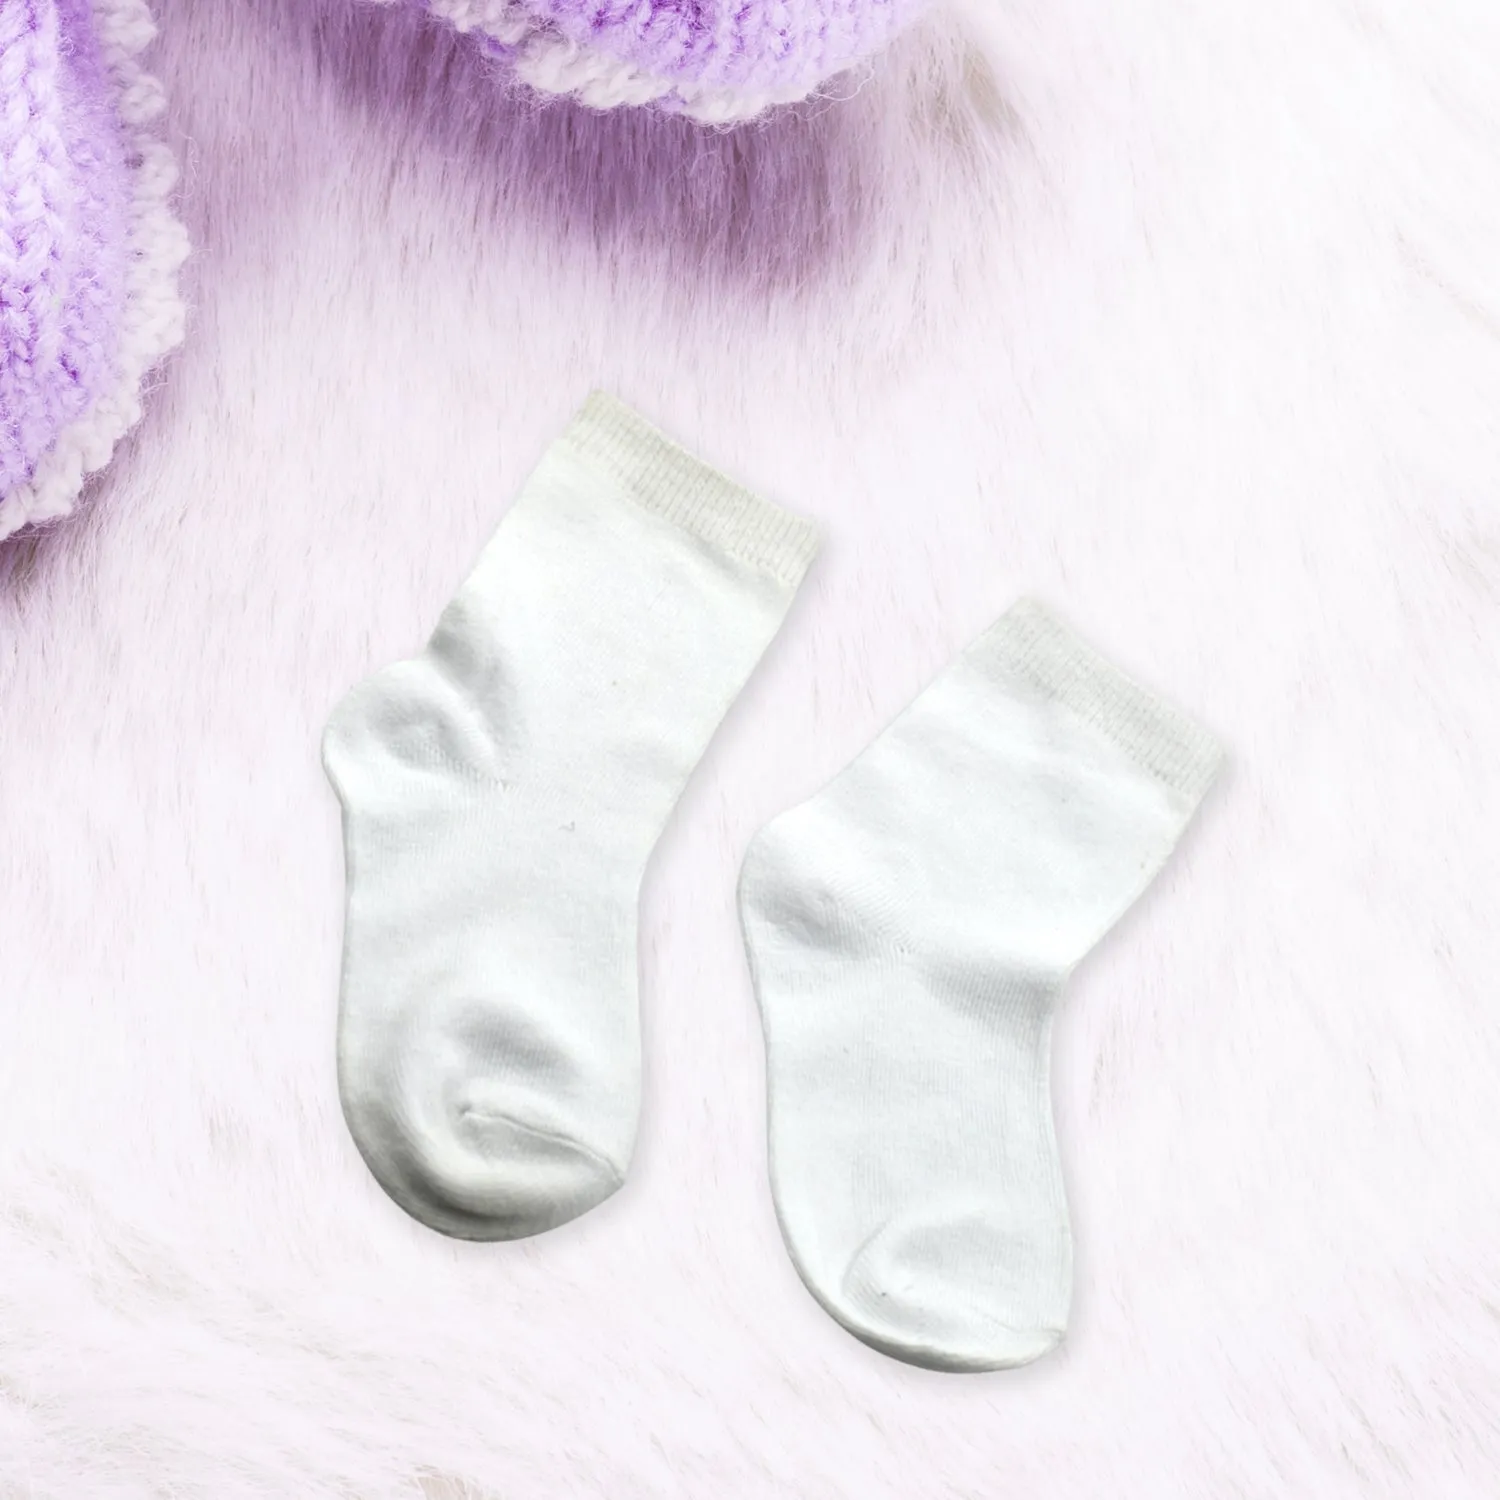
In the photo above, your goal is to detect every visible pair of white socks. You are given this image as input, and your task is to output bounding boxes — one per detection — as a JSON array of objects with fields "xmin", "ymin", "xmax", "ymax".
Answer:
[{"xmin": 324, "ymin": 394, "xmax": 1222, "ymax": 1373}]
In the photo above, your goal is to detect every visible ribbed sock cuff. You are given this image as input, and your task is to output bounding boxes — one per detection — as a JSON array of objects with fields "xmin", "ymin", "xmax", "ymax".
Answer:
[
  {"xmin": 558, "ymin": 392, "xmax": 820, "ymax": 590},
  {"xmin": 976, "ymin": 599, "xmax": 1224, "ymax": 804}
]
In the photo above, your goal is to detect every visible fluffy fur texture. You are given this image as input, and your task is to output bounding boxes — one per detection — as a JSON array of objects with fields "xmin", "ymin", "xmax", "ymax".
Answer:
[
  {"xmin": 1, "ymin": 0, "xmax": 1498, "ymax": 1493},
  {"xmin": 371, "ymin": 0, "xmax": 933, "ymax": 120},
  {"xmin": 0, "ymin": 0, "xmax": 186, "ymax": 542}
]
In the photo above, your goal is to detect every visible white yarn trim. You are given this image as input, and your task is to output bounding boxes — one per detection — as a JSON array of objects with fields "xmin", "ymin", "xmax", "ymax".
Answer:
[
  {"xmin": 512, "ymin": 32, "xmax": 813, "ymax": 121},
  {"xmin": 366, "ymin": 0, "xmax": 533, "ymax": 48},
  {"xmin": 0, "ymin": 0, "xmax": 189, "ymax": 542},
  {"xmin": 370, "ymin": 0, "xmax": 817, "ymax": 122}
]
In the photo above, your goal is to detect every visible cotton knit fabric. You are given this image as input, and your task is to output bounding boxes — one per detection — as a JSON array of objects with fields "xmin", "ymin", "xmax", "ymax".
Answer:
[
  {"xmin": 739, "ymin": 601, "xmax": 1222, "ymax": 1372},
  {"xmin": 324, "ymin": 393, "xmax": 818, "ymax": 1240},
  {"xmin": 372, "ymin": 0, "xmax": 933, "ymax": 122},
  {"xmin": 0, "ymin": 0, "xmax": 186, "ymax": 542}
]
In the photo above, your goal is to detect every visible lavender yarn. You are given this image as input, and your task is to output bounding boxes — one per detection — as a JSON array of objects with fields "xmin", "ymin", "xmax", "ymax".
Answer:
[
  {"xmin": 0, "ymin": 0, "xmax": 123, "ymax": 496},
  {"xmin": 0, "ymin": 0, "xmax": 186, "ymax": 540},
  {"xmin": 385, "ymin": 0, "xmax": 933, "ymax": 120}
]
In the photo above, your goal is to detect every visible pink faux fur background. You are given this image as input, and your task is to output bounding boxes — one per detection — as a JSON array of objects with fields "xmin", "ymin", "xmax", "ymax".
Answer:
[{"xmin": 2, "ymin": 0, "xmax": 1499, "ymax": 1493}]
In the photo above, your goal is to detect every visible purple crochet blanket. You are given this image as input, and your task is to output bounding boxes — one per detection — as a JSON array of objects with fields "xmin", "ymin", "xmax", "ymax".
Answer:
[
  {"xmin": 2, "ymin": 0, "xmax": 926, "ymax": 538},
  {"xmin": 380, "ymin": 0, "xmax": 934, "ymax": 121},
  {"xmin": 0, "ymin": 0, "xmax": 185, "ymax": 541}
]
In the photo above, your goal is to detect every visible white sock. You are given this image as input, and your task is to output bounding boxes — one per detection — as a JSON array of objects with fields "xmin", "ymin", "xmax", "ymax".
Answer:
[
  {"xmin": 325, "ymin": 394, "xmax": 818, "ymax": 1240},
  {"xmin": 739, "ymin": 601, "xmax": 1222, "ymax": 1371}
]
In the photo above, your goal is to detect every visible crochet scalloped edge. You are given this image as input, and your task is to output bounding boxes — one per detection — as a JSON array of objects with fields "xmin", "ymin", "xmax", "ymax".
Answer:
[
  {"xmin": 0, "ymin": 0, "xmax": 189, "ymax": 543},
  {"xmin": 376, "ymin": 0, "xmax": 819, "ymax": 122},
  {"xmin": 511, "ymin": 34, "xmax": 811, "ymax": 123}
]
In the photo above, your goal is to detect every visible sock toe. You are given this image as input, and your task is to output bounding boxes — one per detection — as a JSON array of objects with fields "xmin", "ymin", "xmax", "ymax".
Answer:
[
  {"xmin": 833, "ymin": 1208, "xmax": 1068, "ymax": 1372},
  {"xmin": 348, "ymin": 1084, "xmax": 625, "ymax": 1241},
  {"xmin": 419, "ymin": 1105, "xmax": 625, "ymax": 1240},
  {"xmin": 340, "ymin": 996, "xmax": 630, "ymax": 1241}
]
